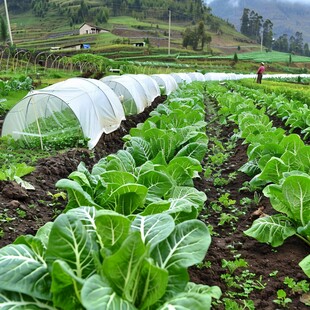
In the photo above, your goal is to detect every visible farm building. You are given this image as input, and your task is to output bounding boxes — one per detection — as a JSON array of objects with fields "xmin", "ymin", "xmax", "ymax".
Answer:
[{"xmin": 79, "ymin": 23, "xmax": 109, "ymax": 35}]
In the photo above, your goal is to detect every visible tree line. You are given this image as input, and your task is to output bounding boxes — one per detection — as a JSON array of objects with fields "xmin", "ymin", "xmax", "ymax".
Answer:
[
  {"xmin": 240, "ymin": 7, "xmax": 310, "ymax": 56},
  {"xmin": 3, "ymin": 0, "xmax": 209, "ymax": 24}
]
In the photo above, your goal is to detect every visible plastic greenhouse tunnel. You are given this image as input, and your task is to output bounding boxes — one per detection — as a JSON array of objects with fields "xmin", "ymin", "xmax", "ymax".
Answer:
[
  {"xmin": 101, "ymin": 75, "xmax": 148, "ymax": 115},
  {"xmin": 1, "ymin": 78, "xmax": 125, "ymax": 149}
]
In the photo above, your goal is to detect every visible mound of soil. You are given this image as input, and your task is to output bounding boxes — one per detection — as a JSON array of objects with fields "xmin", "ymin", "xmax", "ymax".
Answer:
[{"xmin": 0, "ymin": 95, "xmax": 309, "ymax": 309}]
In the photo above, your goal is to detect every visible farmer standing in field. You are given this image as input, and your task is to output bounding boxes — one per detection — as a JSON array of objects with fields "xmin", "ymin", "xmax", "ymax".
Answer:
[{"xmin": 256, "ymin": 62, "xmax": 265, "ymax": 83}]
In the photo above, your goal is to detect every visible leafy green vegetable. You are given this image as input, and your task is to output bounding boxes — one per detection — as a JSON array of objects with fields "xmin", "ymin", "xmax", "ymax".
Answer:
[{"xmin": 0, "ymin": 207, "xmax": 219, "ymax": 309}]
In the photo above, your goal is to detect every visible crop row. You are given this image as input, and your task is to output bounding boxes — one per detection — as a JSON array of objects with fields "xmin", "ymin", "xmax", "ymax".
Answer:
[
  {"xmin": 0, "ymin": 82, "xmax": 221, "ymax": 309},
  {"xmin": 232, "ymin": 80, "xmax": 310, "ymax": 139},
  {"xmin": 204, "ymin": 81, "xmax": 310, "ymax": 279}
]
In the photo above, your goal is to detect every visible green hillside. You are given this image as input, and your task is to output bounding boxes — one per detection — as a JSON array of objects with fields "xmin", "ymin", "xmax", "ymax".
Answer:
[{"xmin": 0, "ymin": 0, "xmax": 260, "ymax": 55}]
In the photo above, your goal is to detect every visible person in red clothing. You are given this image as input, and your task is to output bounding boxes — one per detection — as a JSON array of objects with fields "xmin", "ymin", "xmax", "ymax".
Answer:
[{"xmin": 256, "ymin": 62, "xmax": 265, "ymax": 83}]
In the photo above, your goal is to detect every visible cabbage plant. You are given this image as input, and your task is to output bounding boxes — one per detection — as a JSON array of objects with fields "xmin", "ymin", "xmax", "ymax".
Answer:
[
  {"xmin": 0, "ymin": 207, "xmax": 220, "ymax": 309},
  {"xmin": 244, "ymin": 172, "xmax": 310, "ymax": 248}
]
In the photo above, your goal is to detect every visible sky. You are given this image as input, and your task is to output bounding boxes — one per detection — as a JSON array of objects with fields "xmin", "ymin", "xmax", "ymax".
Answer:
[{"xmin": 205, "ymin": 0, "xmax": 310, "ymax": 5}]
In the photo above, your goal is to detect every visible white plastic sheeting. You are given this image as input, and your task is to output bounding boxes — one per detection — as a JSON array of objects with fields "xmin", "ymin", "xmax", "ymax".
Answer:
[
  {"xmin": 101, "ymin": 76, "xmax": 148, "ymax": 115},
  {"xmin": 123, "ymin": 74, "xmax": 160, "ymax": 106},
  {"xmin": 187, "ymin": 72, "xmax": 205, "ymax": 82},
  {"xmin": 151, "ymin": 74, "xmax": 178, "ymax": 95},
  {"xmin": 170, "ymin": 73, "xmax": 192, "ymax": 84},
  {"xmin": 2, "ymin": 78, "xmax": 125, "ymax": 149},
  {"xmin": 6, "ymin": 71, "xmax": 304, "ymax": 151}
]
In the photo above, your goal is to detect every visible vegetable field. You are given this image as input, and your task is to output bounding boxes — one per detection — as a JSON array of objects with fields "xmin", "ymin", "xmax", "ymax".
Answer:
[{"xmin": 0, "ymin": 79, "xmax": 309, "ymax": 309}]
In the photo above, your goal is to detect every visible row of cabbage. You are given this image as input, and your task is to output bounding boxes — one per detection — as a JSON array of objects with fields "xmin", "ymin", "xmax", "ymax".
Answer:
[
  {"xmin": 205, "ymin": 82, "xmax": 310, "ymax": 279},
  {"xmin": 230, "ymin": 81, "xmax": 310, "ymax": 139},
  {"xmin": 0, "ymin": 83, "xmax": 222, "ymax": 310}
]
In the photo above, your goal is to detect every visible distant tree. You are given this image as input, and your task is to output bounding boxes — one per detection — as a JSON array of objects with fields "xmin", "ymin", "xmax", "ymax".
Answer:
[
  {"xmin": 262, "ymin": 19, "xmax": 273, "ymax": 49},
  {"xmin": 209, "ymin": 19, "xmax": 221, "ymax": 33},
  {"xmin": 233, "ymin": 52, "xmax": 238, "ymax": 62},
  {"xmin": 273, "ymin": 34, "xmax": 289, "ymax": 53},
  {"xmin": 77, "ymin": 0, "xmax": 89, "ymax": 22},
  {"xmin": 182, "ymin": 27, "xmax": 199, "ymax": 50},
  {"xmin": 304, "ymin": 43, "xmax": 310, "ymax": 57},
  {"xmin": 240, "ymin": 8, "xmax": 251, "ymax": 36},
  {"xmin": 294, "ymin": 32, "xmax": 304, "ymax": 54},
  {"xmin": 182, "ymin": 21, "xmax": 211, "ymax": 51},
  {"xmin": 31, "ymin": 0, "xmax": 49, "ymax": 18},
  {"xmin": 289, "ymin": 35, "xmax": 296, "ymax": 54},
  {"xmin": 197, "ymin": 21, "xmax": 208, "ymax": 49},
  {"xmin": 96, "ymin": 7, "xmax": 109, "ymax": 24},
  {"xmin": 0, "ymin": 15, "xmax": 8, "ymax": 44},
  {"xmin": 249, "ymin": 10, "xmax": 263, "ymax": 41},
  {"xmin": 240, "ymin": 8, "xmax": 263, "ymax": 42}
]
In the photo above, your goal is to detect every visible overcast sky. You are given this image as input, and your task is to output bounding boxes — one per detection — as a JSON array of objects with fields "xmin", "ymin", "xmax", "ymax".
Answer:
[{"xmin": 205, "ymin": 0, "xmax": 310, "ymax": 5}]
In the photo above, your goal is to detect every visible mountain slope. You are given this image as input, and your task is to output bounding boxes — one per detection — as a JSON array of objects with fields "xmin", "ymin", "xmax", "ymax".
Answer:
[
  {"xmin": 0, "ymin": 1, "xmax": 259, "ymax": 54},
  {"xmin": 207, "ymin": 0, "xmax": 310, "ymax": 44}
]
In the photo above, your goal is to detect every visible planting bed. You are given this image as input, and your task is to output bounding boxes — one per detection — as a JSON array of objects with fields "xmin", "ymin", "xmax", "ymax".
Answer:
[{"xmin": 0, "ymin": 93, "xmax": 309, "ymax": 309}]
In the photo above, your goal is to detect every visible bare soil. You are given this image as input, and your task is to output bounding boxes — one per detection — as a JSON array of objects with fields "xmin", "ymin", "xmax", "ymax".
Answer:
[{"xmin": 0, "ymin": 95, "xmax": 309, "ymax": 309}]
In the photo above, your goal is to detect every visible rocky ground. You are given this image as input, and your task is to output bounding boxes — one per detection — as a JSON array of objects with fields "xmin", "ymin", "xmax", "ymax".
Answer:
[{"xmin": 0, "ymin": 94, "xmax": 309, "ymax": 309}]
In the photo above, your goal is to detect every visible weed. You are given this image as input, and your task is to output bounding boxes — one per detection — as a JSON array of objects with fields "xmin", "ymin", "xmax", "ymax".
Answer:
[
  {"xmin": 240, "ymin": 197, "xmax": 252, "ymax": 206},
  {"xmin": 196, "ymin": 260, "xmax": 212, "ymax": 269},
  {"xmin": 16, "ymin": 208, "xmax": 27, "ymax": 219},
  {"xmin": 269, "ymin": 270, "xmax": 279, "ymax": 277},
  {"xmin": 222, "ymin": 258, "xmax": 248, "ymax": 274},
  {"xmin": 0, "ymin": 210, "xmax": 15, "ymax": 223},
  {"xmin": 283, "ymin": 277, "xmax": 309, "ymax": 294},
  {"xmin": 218, "ymin": 213, "xmax": 238, "ymax": 226},
  {"xmin": 273, "ymin": 289, "xmax": 292, "ymax": 308},
  {"xmin": 218, "ymin": 193, "xmax": 236, "ymax": 208},
  {"xmin": 213, "ymin": 176, "xmax": 230, "ymax": 186},
  {"xmin": 223, "ymin": 298, "xmax": 255, "ymax": 309},
  {"xmin": 239, "ymin": 181, "xmax": 261, "ymax": 192}
]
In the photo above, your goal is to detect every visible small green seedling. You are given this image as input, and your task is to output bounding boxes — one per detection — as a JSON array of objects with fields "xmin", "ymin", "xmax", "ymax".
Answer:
[{"xmin": 273, "ymin": 289, "xmax": 292, "ymax": 308}]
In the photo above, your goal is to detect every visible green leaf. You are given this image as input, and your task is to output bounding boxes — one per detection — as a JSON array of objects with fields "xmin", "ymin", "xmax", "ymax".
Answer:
[
  {"xmin": 105, "ymin": 150, "xmax": 136, "ymax": 174},
  {"xmin": 257, "ymin": 157, "xmax": 288, "ymax": 184},
  {"xmin": 138, "ymin": 170, "xmax": 173, "ymax": 202},
  {"xmin": 152, "ymin": 219, "xmax": 211, "ymax": 270},
  {"xmin": 140, "ymin": 201, "xmax": 171, "ymax": 216},
  {"xmin": 186, "ymin": 282, "xmax": 222, "ymax": 300},
  {"xmin": 81, "ymin": 275, "xmax": 137, "ymax": 310},
  {"xmin": 131, "ymin": 214, "xmax": 175, "ymax": 250},
  {"xmin": 102, "ymin": 232, "xmax": 148, "ymax": 302},
  {"xmin": 50, "ymin": 260, "xmax": 84, "ymax": 310},
  {"xmin": 0, "ymin": 244, "xmax": 51, "ymax": 300},
  {"xmin": 46, "ymin": 213, "xmax": 97, "ymax": 279},
  {"xmin": 157, "ymin": 292, "xmax": 212, "ymax": 310},
  {"xmin": 143, "ymin": 128, "xmax": 178, "ymax": 162},
  {"xmin": 279, "ymin": 133, "xmax": 304, "ymax": 154},
  {"xmin": 0, "ymin": 290, "xmax": 56, "ymax": 310},
  {"xmin": 299, "ymin": 255, "xmax": 310, "ymax": 278},
  {"xmin": 168, "ymin": 186, "xmax": 206, "ymax": 212},
  {"xmin": 95, "ymin": 211, "xmax": 131, "ymax": 251},
  {"xmin": 14, "ymin": 176, "xmax": 35, "ymax": 190},
  {"xmin": 282, "ymin": 175, "xmax": 310, "ymax": 226},
  {"xmin": 166, "ymin": 157, "xmax": 202, "ymax": 186},
  {"xmin": 100, "ymin": 171, "xmax": 137, "ymax": 185},
  {"xmin": 56, "ymin": 179, "xmax": 100, "ymax": 210},
  {"xmin": 136, "ymin": 258, "xmax": 168, "ymax": 309},
  {"xmin": 124, "ymin": 137, "xmax": 152, "ymax": 166},
  {"xmin": 175, "ymin": 142, "xmax": 208, "ymax": 162},
  {"xmin": 244, "ymin": 214, "xmax": 296, "ymax": 247},
  {"xmin": 105, "ymin": 183, "xmax": 148, "ymax": 215}
]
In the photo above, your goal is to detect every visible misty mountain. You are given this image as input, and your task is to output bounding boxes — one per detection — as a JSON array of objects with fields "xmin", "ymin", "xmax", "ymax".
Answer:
[{"xmin": 206, "ymin": 0, "xmax": 310, "ymax": 44}]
